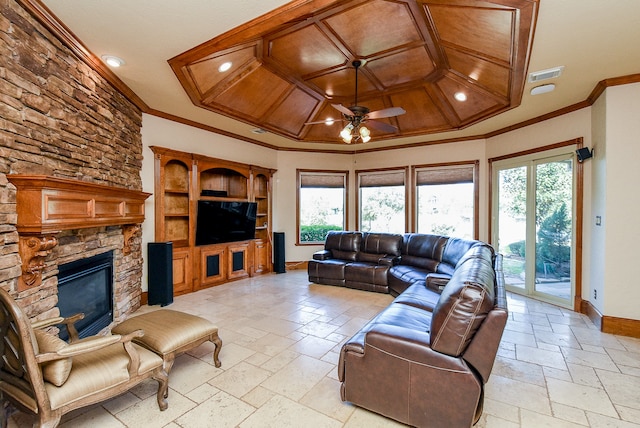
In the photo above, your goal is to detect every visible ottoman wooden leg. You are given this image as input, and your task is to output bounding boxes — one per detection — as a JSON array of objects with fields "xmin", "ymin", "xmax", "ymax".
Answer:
[{"xmin": 212, "ymin": 332, "xmax": 222, "ymax": 368}]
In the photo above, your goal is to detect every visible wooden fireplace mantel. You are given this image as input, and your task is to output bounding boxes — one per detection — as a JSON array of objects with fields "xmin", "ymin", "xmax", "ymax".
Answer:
[{"xmin": 7, "ymin": 175, "xmax": 151, "ymax": 290}]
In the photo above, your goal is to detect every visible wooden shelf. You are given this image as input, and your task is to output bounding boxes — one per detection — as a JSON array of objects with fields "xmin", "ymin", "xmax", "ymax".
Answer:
[{"xmin": 151, "ymin": 146, "xmax": 275, "ymax": 297}]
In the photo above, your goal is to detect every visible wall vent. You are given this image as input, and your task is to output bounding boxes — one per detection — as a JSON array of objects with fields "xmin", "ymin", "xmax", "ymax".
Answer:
[{"xmin": 528, "ymin": 66, "xmax": 564, "ymax": 83}]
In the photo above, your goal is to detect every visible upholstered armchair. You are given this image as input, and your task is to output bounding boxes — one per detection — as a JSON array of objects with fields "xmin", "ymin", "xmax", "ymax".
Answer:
[{"xmin": 0, "ymin": 288, "xmax": 168, "ymax": 428}]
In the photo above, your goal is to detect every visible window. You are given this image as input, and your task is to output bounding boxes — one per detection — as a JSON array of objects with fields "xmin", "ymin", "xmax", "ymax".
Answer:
[
  {"xmin": 357, "ymin": 169, "xmax": 406, "ymax": 233},
  {"xmin": 414, "ymin": 162, "xmax": 477, "ymax": 239},
  {"xmin": 297, "ymin": 170, "xmax": 348, "ymax": 244}
]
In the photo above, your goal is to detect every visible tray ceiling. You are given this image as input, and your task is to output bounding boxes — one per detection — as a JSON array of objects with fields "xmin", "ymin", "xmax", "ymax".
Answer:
[{"xmin": 170, "ymin": 0, "xmax": 538, "ymax": 144}]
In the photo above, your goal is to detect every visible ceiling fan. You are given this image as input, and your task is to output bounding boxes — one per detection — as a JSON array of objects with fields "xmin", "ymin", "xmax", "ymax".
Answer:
[{"xmin": 306, "ymin": 60, "xmax": 406, "ymax": 143}]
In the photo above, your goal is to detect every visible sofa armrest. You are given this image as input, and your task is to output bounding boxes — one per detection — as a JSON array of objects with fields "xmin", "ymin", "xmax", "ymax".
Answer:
[
  {"xmin": 425, "ymin": 273, "xmax": 450, "ymax": 293},
  {"xmin": 364, "ymin": 324, "xmax": 469, "ymax": 371},
  {"xmin": 313, "ymin": 250, "xmax": 332, "ymax": 260}
]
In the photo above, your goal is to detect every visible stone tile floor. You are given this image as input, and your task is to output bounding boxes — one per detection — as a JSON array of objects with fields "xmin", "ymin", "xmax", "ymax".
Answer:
[{"xmin": 9, "ymin": 270, "xmax": 640, "ymax": 427}]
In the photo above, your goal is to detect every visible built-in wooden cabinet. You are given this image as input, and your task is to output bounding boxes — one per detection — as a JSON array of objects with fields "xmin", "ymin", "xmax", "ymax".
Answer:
[{"xmin": 151, "ymin": 146, "xmax": 275, "ymax": 296}]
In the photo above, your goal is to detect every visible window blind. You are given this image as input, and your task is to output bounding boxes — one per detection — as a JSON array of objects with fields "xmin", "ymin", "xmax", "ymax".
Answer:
[
  {"xmin": 415, "ymin": 165, "xmax": 474, "ymax": 185},
  {"xmin": 359, "ymin": 170, "xmax": 405, "ymax": 187}
]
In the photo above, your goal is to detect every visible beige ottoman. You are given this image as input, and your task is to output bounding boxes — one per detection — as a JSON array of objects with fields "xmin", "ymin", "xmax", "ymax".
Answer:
[{"xmin": 112, "ymin": 309, "xmax": 222, "ymax": 374}]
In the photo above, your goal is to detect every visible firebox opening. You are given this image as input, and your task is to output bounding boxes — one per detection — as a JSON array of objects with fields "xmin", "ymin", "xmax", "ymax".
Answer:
[{"xmin": 57, "ymin": 251, "xmax": 114, "ymax": 340}]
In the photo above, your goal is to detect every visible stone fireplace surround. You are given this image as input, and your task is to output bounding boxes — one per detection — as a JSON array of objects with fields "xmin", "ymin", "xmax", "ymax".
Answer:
[
  {"xmin": 0, "ymin": 0, "xmax": 147, "ymax": 329},
  {"xmin": 7, "ymin": 175, "xmax": 150, "ymax": 328}
]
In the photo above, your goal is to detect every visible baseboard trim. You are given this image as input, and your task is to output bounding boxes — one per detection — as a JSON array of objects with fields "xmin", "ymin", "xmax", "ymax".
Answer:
[
  {"xmin": 140, "ymin": 291, "xmax": 148, "ymax": 306},
  {"xmin": 580, "ymin": 299, "xmax": 640, "ymax": 338},
  {"xmin": 285, "ymin": 261, "xmax": 308, "ymax": 270}
]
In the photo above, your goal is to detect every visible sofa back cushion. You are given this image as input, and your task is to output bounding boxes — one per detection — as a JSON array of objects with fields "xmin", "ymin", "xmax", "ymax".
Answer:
[
  {"xmin": 357, "ymin": 233, "xmax": 403, "ymax": 263},
  {"xmin": 325, "ymin": 231, "xmax": 362, "ymax": 261},
  {"xmin": 437, "ymin": 237, "xmax": 482, "ymax": 276},
  {"xmin": 429, "ymin": 254, "xmax": 495, "ymax": 357},
  {"xmin": 399, "ymin": 234, "xmax": 448, "ymax": 271}
]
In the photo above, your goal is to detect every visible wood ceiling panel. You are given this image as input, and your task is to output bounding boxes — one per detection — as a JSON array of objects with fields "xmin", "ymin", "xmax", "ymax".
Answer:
[
  {"xmin": 212, "ymin": 66, "xmax": 291, "ymax": 119},
  {"xmin": 267, "ymin": 24, "xmax": 347, "ymax": 77},
  {"xmin": 264, "ymin": 87, "xmax": 323, "ymax": 135},
  {"xmin": 324, "ymin": 0, "xmax": 423, "ymax": 58},
  {"xmin": 427, "ymin": 4, "xmax": 514, "ymax": 63},
  {"xmin": 436, "ymin": 73, "xmax": 505, "ymax": 122},
  {"xmin": 307, "ymin": 66, "xmax": 377, "ymax": 99},
  {"xmin": 444, "ymin": 46, "xmax": 510, "ymax": 98},
  {"xmin": 390, "ymin": 88, "xmax": 450, "ymax": 132},
  {"xmin": 367, "ymin": 47, "xmax": 436, "ymax": 88},
  {"xmin": 187, "ymin": 45, "xmax": 258, "ymax": 96}
]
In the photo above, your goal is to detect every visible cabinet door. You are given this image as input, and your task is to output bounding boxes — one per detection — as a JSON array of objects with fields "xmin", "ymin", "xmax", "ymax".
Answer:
[
  {"xmin": 172, "ymin": 247, "xmax": 192, "ymax": 296},
  {"xmin": 227, "ymin": 242, "xmax": 250, "ymax": 280},
  {"xmin": 198, "ymin": 244, "xmax": 227, "ymax": 289},
  {"xmin": 253, "ymin": 239, "xmax": 270, "ymax": 275}
]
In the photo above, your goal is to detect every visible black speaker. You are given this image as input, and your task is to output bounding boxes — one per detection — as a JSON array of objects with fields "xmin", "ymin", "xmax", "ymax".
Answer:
[
  {"xmin": 148, "ymin": 242, "xmax": 173, "ymax": 306},
  {"xmin": 273, "ymin": 232, "xmax": 285, "ymax": 273},
  {"xmin": 576, "ymin": 147, "xmax": 593, "ymax": 162}
]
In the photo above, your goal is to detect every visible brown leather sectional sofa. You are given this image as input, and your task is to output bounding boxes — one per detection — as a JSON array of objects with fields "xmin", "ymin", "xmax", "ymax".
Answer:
[{"xmin": 308, "ymin": 231, "xmax": 507, "ymax": 427}]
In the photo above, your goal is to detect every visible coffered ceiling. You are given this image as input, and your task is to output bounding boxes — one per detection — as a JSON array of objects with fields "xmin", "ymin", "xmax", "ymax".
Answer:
[
  {"xmin": 36, "ymin": 0, "xmax": 640, "ymax": 151},
  {"xmin": 169, "ymin": 0, "xmax": 537, "ymax": 144}
]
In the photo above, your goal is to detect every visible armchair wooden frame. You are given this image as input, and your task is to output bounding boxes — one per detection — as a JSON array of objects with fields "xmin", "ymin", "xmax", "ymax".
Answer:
[{"xmin": 0, "ymin": 288, "xmax": 168, "ymax": 428}]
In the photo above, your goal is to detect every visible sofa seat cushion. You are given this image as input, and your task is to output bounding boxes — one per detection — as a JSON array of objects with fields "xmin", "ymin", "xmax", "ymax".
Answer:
[
  {"xmin": 345, "ymin": 262, "xmax": 390, "ymax": 286},
  {"xmin": 392, "ymin": 282, "xmax": 441, "ymax": 312},
  {"xmin": 388, "ymin": 265, "xmax": 429, "ymax": 286},
  {"xmin": 308, "ymin": 259, "xmax": 348, "ymax": 280},
  {"xmin": 344, "ymin": 302, "xmax": 434, "ymax": 353}
]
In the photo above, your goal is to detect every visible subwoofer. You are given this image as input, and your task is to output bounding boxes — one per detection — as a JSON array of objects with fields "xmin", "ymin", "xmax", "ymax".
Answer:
[
  {"xmin": 273, "ymin": 232, "xmax": 285, "ymax": 273},
  {"xmin": 148, "ymin": 242, "xmax": 173, "ymax": 306}
]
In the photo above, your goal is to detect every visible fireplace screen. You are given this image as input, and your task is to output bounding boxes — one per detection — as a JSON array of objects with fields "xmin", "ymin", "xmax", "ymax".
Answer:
[{"xmin": 57, "ymin": 251, "xmax": 114, "ymax": 340}]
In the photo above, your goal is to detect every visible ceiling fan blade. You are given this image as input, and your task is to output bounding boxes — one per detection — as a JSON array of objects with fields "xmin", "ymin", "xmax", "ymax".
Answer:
[
  {"xmin": 366, "ymin": 119, "xmax": 398, "ymax": 133},
  {"xmin": 304, "ymin": 119, "xmax": 339, "ymax": 125},
  {"xmin": 331, "ymin": 103, "xmax": 355, "ymax": 116},
  {"xmin": 367, "ymin": 107, "xmax": 406, "ymax": 120}
]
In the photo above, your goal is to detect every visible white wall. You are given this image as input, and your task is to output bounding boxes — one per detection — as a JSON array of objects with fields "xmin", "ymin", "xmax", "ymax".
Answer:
[{"xmin": 601, "ymin": 83, "xmax": 640, "ymax": 319}]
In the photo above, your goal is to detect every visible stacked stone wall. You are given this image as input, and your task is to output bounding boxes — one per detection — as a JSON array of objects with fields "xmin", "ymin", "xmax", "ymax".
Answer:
[{"xmin": 0, "ymin": 0, "xmax": 144, "ymax": 323}]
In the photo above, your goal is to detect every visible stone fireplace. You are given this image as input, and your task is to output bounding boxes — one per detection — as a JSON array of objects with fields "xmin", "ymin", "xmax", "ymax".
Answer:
[{"xmin": 7, "ymin": 175, "xmax": 150, "ymax": 328}]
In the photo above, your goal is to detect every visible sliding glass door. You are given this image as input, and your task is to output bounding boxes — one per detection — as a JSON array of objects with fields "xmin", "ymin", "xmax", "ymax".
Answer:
[{"xmin": 493, "ymin": 152, "xmax": 575, "ymax": 308}]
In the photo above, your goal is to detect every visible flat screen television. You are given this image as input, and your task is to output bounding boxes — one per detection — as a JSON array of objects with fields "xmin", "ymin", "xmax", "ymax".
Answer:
[{"xmin": 195, "ymin": 200, "xmax": 257, "ymax": 245}]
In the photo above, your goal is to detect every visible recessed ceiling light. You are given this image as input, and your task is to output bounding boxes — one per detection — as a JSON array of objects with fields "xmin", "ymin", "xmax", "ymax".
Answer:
[
  {"xmin": 251, "ymin": 128, "xmax": 267, "ymax": 134},
  {"xmin": 324, "ymin": 118, "xmax": 335, "ymax": 126},
  {"xmin": 218, "ymin": 62, "xmax": 232, "ymax": 72},
  {"xmin": 454, "ymin": 92, "xmax": 467, "ymax": 102},
  {"xmin": 101, "ymin": 55, "xmax": 125, "ymax": 67},
  {"xmin": 530, "ymin": 83, "xmax": 556, "ymax": 95}
]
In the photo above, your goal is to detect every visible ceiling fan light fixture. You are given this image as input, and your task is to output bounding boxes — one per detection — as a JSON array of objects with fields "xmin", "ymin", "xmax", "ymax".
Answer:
[{"xmin": 340, "ymin": 123, "xmax": 354, "ymax": 143}]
